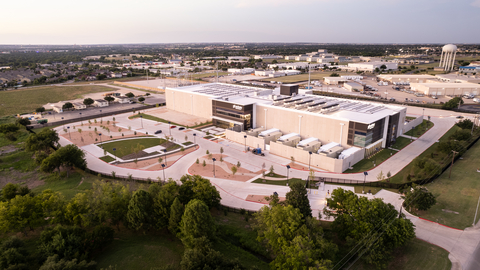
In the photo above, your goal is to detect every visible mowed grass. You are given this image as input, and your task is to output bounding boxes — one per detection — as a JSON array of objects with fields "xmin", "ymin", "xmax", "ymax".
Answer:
[
  {"xmin": 0, "ymin": 85, "xmax": 114, "ymax": 117},
  {"xmin": 344, "ymin": 148, "xmax": 398, "ymax": 173},
  {"xmin": 391, "ymin": 136, "xmax": 412, "ymax": 150},
  {"xmin": 419, "ymin": 139, "xmax": 480, "ymax": 229},
  {"xmin": 95, "ymin": 230, "xmax": 185, "ymax": 270},
  {"xmin": 101, "ymin": 137, "xmax": 163, "ymax": 158},
  {"xmin": 404, "ymin": 120, "xmax": 434, "ymax": 137},
  {"xmin": 129, "ymin": 113, "xmax": 183, "ymax": 126},
  {"xmin": 260, "ymin": 72, "xmax": 354, "ymax": 83},
  {"xmin": 351, "ymin": 238, "xmax": 451, "ymax": 270}
]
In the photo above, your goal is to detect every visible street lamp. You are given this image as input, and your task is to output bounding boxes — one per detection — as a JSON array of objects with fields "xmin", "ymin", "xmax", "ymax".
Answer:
[
  {"xmin": 308, "ymin": 151, "xmax": 312, "ymax": 170},
  {"xmin": 244, "ymin": 135, "xmax": 247, "ymax": 152},
  {"xmin": 113, "ymin": 148, "xmax": 116, "ymax": 161},
  {"xmin": 363, "ymin": 171, "xmax": 368, "ymax": 193},
  {"xmin": 61, "ymin": 117, "xmax": 64, "ymax": 128},
  {"xmin": 98, "ymin": 133, "xmax": 103, "ymax": 147},
  {"xmin": 79, "ymin": 112, "xmax": 82, "ymax": 125},
  {"xmin": 212, "ymin": 158, "xmax": 216, "ymax": 178},
  {"xmin": 140, "ymin": 115, "xmax": 143, "ymax": 129},
  {"xmin": 67, "ymin": 126, "xmax": 71, "ymax": 139},
  {"xmin": 99, "ymin": 110, "xmax": 102, "ymax": 122},
  {"xmin": 286, "ymin": 165, "xmax": 290, "ymax": 185},
  {"xmin": 163, "ymin": 149, "xmax": 167, "ymax": 166},
  {"xmin": 168, "ymin": 121, "xmax": 171, "ymax": 136},
  {"xmin": 193, "ymin": 133, "xmax": 197, "ymax": 146},
  {"xmin": 161, "ymin": 164, "xmax": 166, "ymax": 183}
]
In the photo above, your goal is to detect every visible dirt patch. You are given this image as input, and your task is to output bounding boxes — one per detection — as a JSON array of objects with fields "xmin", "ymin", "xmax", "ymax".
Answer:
[
  {"xmin": 58, "ymin": 122, "xmax": 138, "ymax": 146},
  {"xmin": 246, "ymin": 194, "xmax": 286, "ymax": 204},
  {"xmin": 188, "ymin": 154, "xmax": 261, "ymax": 182},
  {"xmin": 288, "ymin": 162, "xmax": 310, "ymax": 171},
  {"xmin": 461, "ymin": 188, "xmax": 478, "ymax": 197},
  {"xmin": 0, "ymin": 145, "xmax": 17, "ymax": 156},
  {"xmin": 0, "ymin": 169, "xmax": 44, "ymax": 189}
]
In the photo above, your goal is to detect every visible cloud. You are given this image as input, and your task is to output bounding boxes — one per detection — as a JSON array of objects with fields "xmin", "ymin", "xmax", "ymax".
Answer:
[
  {"xmin": 235, "ymin": 0, "xmax": 317, "ymax": 8},
  {"xmin": 472, "ymin": 0, "xmax": 480, "ymax": 7}
]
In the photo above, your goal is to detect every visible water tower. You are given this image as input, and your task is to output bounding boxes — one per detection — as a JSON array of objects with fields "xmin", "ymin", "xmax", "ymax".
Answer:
[{"xmin": 439, "ymin": 44, "xmax": 457, "ymax": 72}]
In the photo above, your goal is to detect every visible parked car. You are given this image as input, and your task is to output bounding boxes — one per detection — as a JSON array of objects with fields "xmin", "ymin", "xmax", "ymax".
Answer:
[
  {"xmin": 179, "ymin": 127, "xmax": 185, "ymax": 131},
  {"xmin": 154, "ymin": 130, "xmax": 162, "ymax": 134},
  {"xmin": 170, "ymin": 125, "xmax": 177, "ymax": 129}
]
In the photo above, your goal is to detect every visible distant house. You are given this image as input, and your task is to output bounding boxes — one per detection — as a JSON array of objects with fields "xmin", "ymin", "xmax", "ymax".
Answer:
[
  {"xmin": 169, "ymin": 59, "xmax": 182, "ymax": 64},
  {"xmin": 94, "ymin": 99, "xmax": 109, "ymax": 107},
  {"xmin": 73, "ymin": 103, "xmax": 86, "ymax": 110},
  {"xmin": 52, "ymin": 105, "xmax": 63, "ymax": 113},
  {"xmin": 110, "ymin": 73, "xmax": 122, "ymax": 78},
  {"xmin": 121, "ymin": 71, "xmax": 132, "ymax": 77},
  {"xmin": 115, "ymin": 96, "xmax": 130, "ymax": 104}
]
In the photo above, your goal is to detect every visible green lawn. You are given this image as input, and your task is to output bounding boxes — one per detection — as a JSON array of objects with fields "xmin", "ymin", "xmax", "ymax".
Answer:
[
  {"xmin": 419, "ymin": 139, "xmax": 480, "ymax": 229},
  {"xmin": 100, "ymin": 137, "xmax": 164, "ymax": 158},
  {"xmin": 351, "ymin": 238, "xmax": 451, "ymax": 270},
  {"xmin": 32, "ymin": 170, "xmax": 95, "ymax": 200},
  {"xmin": 129, "ymin": 113, "xmax": 184, "ymax": 127},
  {"xmin": 344, "ymin": 148, "xmax": 397, "ymax": 174},
  {"xmin": 0, "ymin": 85, "xmax": 114, "ymax": 117},
  {"xmin": 391, "ymin": 136, "xmax": 412, "ymax": 150},
  {"xmin": 99, "ymin": 156, "xmax": 115, "ymax": 163},
  {"xmin": 404, "ymin": 120, "xmax": 434, "ymax": 137},
  {"xmin": 260, "ymin": 72, "xmax": 353, "ymax": 83}
]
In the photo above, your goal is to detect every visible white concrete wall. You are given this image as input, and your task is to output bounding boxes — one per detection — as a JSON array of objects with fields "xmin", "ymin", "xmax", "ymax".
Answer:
[
  {"xmin": 403, "ymin": 116, "xmax": 424, "ymax": 135},
  {"xmin": 165, "ymin": 88, "xmax": 212, "ymax": 119}
]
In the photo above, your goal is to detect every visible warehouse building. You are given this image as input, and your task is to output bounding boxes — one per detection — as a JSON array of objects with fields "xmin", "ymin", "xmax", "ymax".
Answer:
[
  {"xmin": 377, "ymin": 74, "xmax": 436, "ymax": 84},
  {"xmin": 345, "ymin": 62, "xmax": 398, "ymax": 72},
  {"xmin": 410, "ymin": 82, "xmax": 480, "ymax": 96},
  {"xmin": 165, "ymin": 83, "xmax": 406, "ymax": 172}
]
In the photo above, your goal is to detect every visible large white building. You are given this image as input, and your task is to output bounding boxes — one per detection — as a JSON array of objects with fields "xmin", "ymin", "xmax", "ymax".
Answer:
[{"xmin": 346, "ymin": 62, "xmax": 398, "ymax": 72}]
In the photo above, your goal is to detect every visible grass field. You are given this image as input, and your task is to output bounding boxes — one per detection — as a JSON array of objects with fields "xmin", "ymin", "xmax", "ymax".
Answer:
[
  {"xmin": 351, "ymin": 238, "xmax": 451, "ymax": 270},
  {"xmin": 344, "ymin": 148, "xmax": 398, "ymax": 174},
  {"xmin": 101, "ymin": 137, "xmax": 163, "ymax": 158},
  {"xmin": 0, "ymin": 85, "xmax": 114, "ymax": 117},
  {"xmin": 99, "ymin": 156, "xmax": 115, "ymax": 163},
  {"xmin": 391, "ymin": 136, "xmax": 412, "ymax": 150},
  {"xmin": 260, "ymin": 72, "xmax": 353, "ymax": 83},
  {"xmin": 419, "ymin": 139, "xmax": 480, "ymax": 229},
  {"xmin": 404, "ymin": 120, "xmax": 434, "ymax": 137}
]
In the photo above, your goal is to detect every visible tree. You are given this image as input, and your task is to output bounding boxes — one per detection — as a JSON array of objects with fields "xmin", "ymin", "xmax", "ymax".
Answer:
[
  {"xmin": 179, "ymin": 199, "xmax": 216, "ymax": 249},
  {"xmin": 96, "ymin": 74, "xmax": 106, "ymax": 80},
  {"xmin": 41, "ymin": 144, "xmax": 86, "ymax": 177},
  {"xmin": 377, "ymin": 171, "xmax": 386, "ymax": 181},
  {"xmin": 442, "ymin": 97, "xmax": 463, "ymax": 109},
  {"xmin": 254, "ymin": 204, "xmax": 336, "ymax": 269},
  {"xmin": 2, "ymin": 183, "xmax": 19, "ymax": 200},
  {"xmin": 62, "ymin": 102, "xmax": 74, "ymax": 110},
  {"xmin": 290, "ymin": 156, "xmax": 295, "ymax": 164},
  {"xmin": 330, "ymin": 72, "xmax": 340, "ymax": 77},
  {"xmin": 39, "ymin": 255, "xmax": 96, "ymax": 270},
  {"xmin": 437, "ymin": 140, "xmax": 462, "ymax": 154},
  {"xmin": 138, "ymin": 97, "xmax": 145, "ymax": 102},
  {"xmin": 126, "ymin": 190, "xmax": 153, "ymax": 231},
  {"xmin": 152, "ymin": 180, "xmax": 179, "ymax": 229},
  {"xmin": 380, "ymin": 64, "xmax": 387, "ymax": 70},
  {"xmin": 83, "ymin": 98, "xmax": 94, "ymax": 106},
  {"xmin": 125, "ymin": 92, "xmax": 135, "ymax": 98},
  {"xmin": 180, "ymin": 246, "xmax": 249, "ymax": 270},
  {"xmin": 25, "ymin": 128, "xmax": 59, "ymax": 152},
  {"xmin": 178, "ymin": 175, "xmax": 221, "ymax": 209},
  {"xmin": 456, "ymin": 119, "xmax": 474, "ymax": 130},
  {"xmin": 0, "ymin": 237, "xmax": 29, "ymax": 270},
  {"xmin": 36, "ymin": 107, "xmax": 46, "ymax": 113},
  {"xmin": 16, "ymin": 117, "xmax": 31, "ymax": 126},
  {"xmin": 168, "ymin": 197, "xmax": 184, "ymax": 235},
  {"xmin": 324, "ymin": 188, "xmax": 415, "ymax": 269},
  {"xmin": 231, "ymin": 165, "xmax": 237, "ymax": 175},
  {"xmin": 0, "ymin": 194, "xmax": 43, "ymax": 235},
  {"xmin": 0, "ymin": 123, "xmax": 19, "ymax": 134},
  {"xmin": 269, "ymin": 165, "xmax": 274, "ymax": 175},
  {"xmin": 286, "ymin": 181, "xmax": 312, "ymax": 219},
  {"xmin": 104, "ymin": 96, "xmax": 114, "ymax": 103},
  {"xmin": 220, "ymin": 147, "xmax": 224, "ymax": 158},
  {"xmin": 401, "ymin": 184, "xmax": 436, "ymax": 212}
]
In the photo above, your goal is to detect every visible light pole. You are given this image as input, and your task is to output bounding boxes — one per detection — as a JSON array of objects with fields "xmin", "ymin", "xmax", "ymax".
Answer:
[
  {"xmin": 193, "ymin": 133, "xmax": 197, "ymax": 145},
  {"xmin": 244, "ymin": 135, "xmax": 247, "ymax": 152},
  {"xmin": 212, "ymin": 158, "xmax": 216, "ymax": 178},
  {"xmin": 308, "ymin": 151, "xmax": 312, "ymax": 170},
  {"xmin": 79, "ymin": 112, "xmax": 82, "ymax": 124},
  {"xmin": 100, "ymin": 110, "xmax": 102, "ymax": 122},
  {"xmin": 286, "ymin": 165, "xmax": 290, "ymax": 185},
  {"xmin": 363, "ymin": 171, "xmax": 368, "ymax": 193},
  {"xmin": 140, "ymin": 115, "xmax": 143, "ymax": 129},
  {"xmin": 67, "ymin": 126, "xmax": 71, "ymax": 139},
  {"xmin": 61, "ymin": 117, "xmax": 64, "ymax": 128},
  {"xmin": 98, "ymin": 133, "xmax": 103, "ymax": 147},
  {"xmin": 168, "ymin": 121, "xmax": 171, "ymax": 136},
  {"xmin": 163, "ymin": 149, "xmax": 167, "ymax": 166},
  {"xmin": 449, "ymin": 150, "xmax": 458, "ymax": 179},
  {"xmin": 113, "ymin": 148, "xmax": 116, "ymax": 162},
  {"xmin": 161, "ymin": 164, "xmax": 166, "ymax": 183}
]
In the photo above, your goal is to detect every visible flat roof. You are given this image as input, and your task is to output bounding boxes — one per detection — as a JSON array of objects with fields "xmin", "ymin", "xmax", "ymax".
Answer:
[
  {"xmin": 410, "ymin": 82, "xmax": 480, "ymax": 88},
  {"xmin": 378, "ymin": 74, "xmax": 435, "ymax": 79},
  {"xmin": 324, "ymin": 77, "xmax": 347, "ymax": 81}
]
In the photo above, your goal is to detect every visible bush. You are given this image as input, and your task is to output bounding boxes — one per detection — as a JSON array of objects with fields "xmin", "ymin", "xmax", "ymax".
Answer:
[{"xmin": 456, "ymin": 119, "xmax": 474, "ymax": 130}]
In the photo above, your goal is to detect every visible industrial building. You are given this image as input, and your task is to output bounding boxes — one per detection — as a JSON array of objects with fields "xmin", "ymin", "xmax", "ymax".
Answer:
[
  {"xmin": 410, "ymin": 82, "xmax": 480, "ymax": 96},
  {"xmin": 165, "ymin": 83, "xmax": 407, "ymax": 172},
  {"xmin": 377, "ymin": 74, "xmax": 436, "ymax": 84},
  {"xmin": 345, "ymin": 62, "xmax": 398, "ymax": 72}
]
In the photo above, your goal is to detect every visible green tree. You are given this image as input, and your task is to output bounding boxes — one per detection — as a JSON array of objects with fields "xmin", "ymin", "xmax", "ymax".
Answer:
[
  {"xmin": 138, "ymin": 97, "xmax": 145, "ymax": 102},
  {"xmin": 178, "ymin": 175, "xmax": 221, "ymax": 209},
  {"xmin": 0, "ymin": 123, "xmax": 19, "ymax": 134},
  {"xmin": 2, "ymin": 183, "xmax": 19, "ymax": 200},
  {"xmin": 0, "ymin": 236, "xmax": 29, "ymax": 270},
  {"xmin": 231, "ymin": 165, "xmax": 237, "ymax": 175},
  {"xmin": 324, "ymin": 188, "xmax": 415, "ymax": 269},
  {"xmin": 16, "ymin": 117, "xmax": 31, "ymax": 127},
  {"xmin": 41, "ymin": 145, "xmax": 86, "ymax": 177},
  {"xmin": 64, "ymin": 193, "xmax": 91, "ymax": 227},
  {"xmin": 25, "ymin": 128, "xmax": 59, "ymax": 152},
  {"xmin": 180, "ymin": 246, "xmax": 249, "ymax": 270},
  {"xmin": 286, "ymin": 181, "xmax": 312, "ymax": 219},
  {"xmin": 104, "ymin": 96, "xmax": 115, "ymax": 103},
  {"xmin": 401, "ymin": 184, "xmax": 437, "ymax": 212},
  {"xmin": 36, "ymin": 107, "xmax": 46, "ymax": 113},
  {"xmin": 442, "ymin": 97, "xmax": 464, "ymax": 109},
  {"xmin": 62, "ymin": 102, "xmax": 74, "ymax": 110},
  {"xmin": 126, "ymin": 190, "xmax": 153, "ymax": 231},
  {"xmin": 83, "ymin": 98, "xmax": 94, "ymax": 106},
  {"xmin": 179, "ymin": 199, "xmax": 216, "ymax": 249},
  {"xmin": 456, "ymin": 119, "xmax": 474, "ymax": 130},
  {"xmin": 0, "ymin": 194, "xmax": 43, "ymax": 235},
  {"xmin": 152, "ymin": 180, "xmax": 179, "ymax": 229},
  {"xmin": 254, "ymin": 204, "xmax": 336, "ymax": 269},
  {"xmin": 39, "ymin": 255, "xmax": 96, "ymax": 270},
  {"xmin": 168, "ymin": 197, "xmax": 184, "ymax": 235},
  {"xmin": 125, "ymin": 92, "xmax": 135, "ymax": 98}
]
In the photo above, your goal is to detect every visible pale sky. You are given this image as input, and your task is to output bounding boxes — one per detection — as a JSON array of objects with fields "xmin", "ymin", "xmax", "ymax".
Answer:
[{"xmin": 1, "ymin": 0, "xmax": 479, "ymax": 44}]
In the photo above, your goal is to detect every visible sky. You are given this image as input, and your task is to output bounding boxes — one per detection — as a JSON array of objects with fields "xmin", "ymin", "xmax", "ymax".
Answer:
[{"xmin": 1, "ymin": 0, "xmax": 479, "ymax": 44}]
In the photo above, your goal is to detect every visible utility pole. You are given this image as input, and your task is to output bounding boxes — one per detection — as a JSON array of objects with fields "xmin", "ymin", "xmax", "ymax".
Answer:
[{"xmin": 449, "ymin": 150, "xmax": 459, "ymax": 179}]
